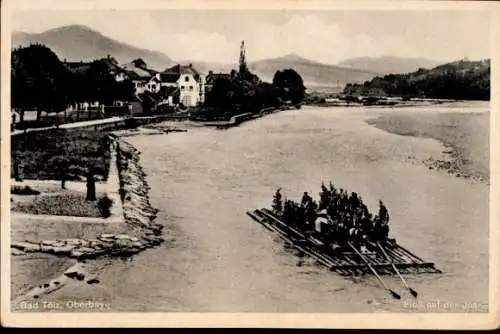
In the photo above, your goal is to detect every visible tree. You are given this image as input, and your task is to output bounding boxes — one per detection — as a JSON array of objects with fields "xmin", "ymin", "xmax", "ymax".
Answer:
[
  {"xmin": 59, "ymin": 158, "xmax": 69, "ymax": 189},
  {"xmin": 230, "ymin": 69, "xmax": 237, "ymax": 80},
  {"xmin": 11, "ymin": 44, "xmax": 71, "ymax": 122},
  {"xmin": 205, "ymin": 65, "xmax": 305, "ymax": 119},
  {"xmin": 86, "ymin": 168, "xmax": 96, "ymax": 201},
  {"xmin": 12, "ymin": 156, "xmax": 22, "ymax": 182},
  {"xmin": 86, "ymin": 59, "xmax": 120, "ymax": 106},
  {"xmin": 273, "ymin": 69, "xmax": 306, "ymax": 104},
  {"xmin": 205, "ymin": 75, "xmax": 238, "ymax": 116},
  {"xmin": 132, "ymin": 58, "xmax": 147, "ymax": 68},
  {"xmin": 257, "ymin": 82, "xmax": 281, "ymax": 108},
  {"xmin": 343, "ymin": 60, "xmax": 490, "ymax": 101},
  {"xmin": 116, "ymin": 79, "xmax": 136, "ymax": 102},
  {"xmin": 139, "ymin": 91, "xmax": 158, "ymax": 115}
]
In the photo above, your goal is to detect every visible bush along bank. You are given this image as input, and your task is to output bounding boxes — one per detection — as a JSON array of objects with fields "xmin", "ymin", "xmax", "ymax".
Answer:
[{"xmin": 11, "ymin": 135, "xmax": 165, "ymax": 261}]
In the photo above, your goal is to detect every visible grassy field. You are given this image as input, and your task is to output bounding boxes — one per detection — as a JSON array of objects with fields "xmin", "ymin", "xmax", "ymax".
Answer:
[
  {"xmin": 11, "ymin": 128, "xmax": 111, "ymax": 181},
  {"xmin": 367, "ymin": 111, "xmax": 489, "ymax": 181},
  {"xmin": 11, "ymin": 191, "xmax": 107, "ymax": 218}
]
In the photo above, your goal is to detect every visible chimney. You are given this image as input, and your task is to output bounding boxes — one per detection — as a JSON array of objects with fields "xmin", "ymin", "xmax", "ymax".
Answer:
[{"xmin": 189, "ymin": 63, "xmax": 192, "ymax": 68}]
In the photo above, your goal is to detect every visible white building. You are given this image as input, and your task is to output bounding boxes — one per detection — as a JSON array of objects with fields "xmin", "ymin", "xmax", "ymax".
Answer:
[{"xmin": 159, "ymin": 64, "xmax": 205, "ymax": 107}]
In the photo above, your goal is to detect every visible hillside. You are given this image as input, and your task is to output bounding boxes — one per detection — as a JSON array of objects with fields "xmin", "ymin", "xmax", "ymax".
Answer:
[
  {"xmin": 337, "ymin": 56, "xmax": 442, "ymax": 75},
  {"xmin": 12, "ymin": 25, "xmax": 173, "ymax": 71},
  {"xmin": 343, "ymin": 59, "xmax": 490, "ymax": 100},
  {"xmin": 186, "ymin": 61, "xmax": 235, "ymax": 76},
  {"xmin": 189, "ymin": 54, "xmax": 378, "ymax": 87},
  {"xmin": 248, "ymin": 54, "xmax": 378, "ymax": 86}
]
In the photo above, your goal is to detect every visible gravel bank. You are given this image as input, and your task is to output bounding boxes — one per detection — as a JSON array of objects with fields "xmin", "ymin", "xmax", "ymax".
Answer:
[{"xmin": 366, "ymin": 111, "xmax": 489, "ymax": 184}]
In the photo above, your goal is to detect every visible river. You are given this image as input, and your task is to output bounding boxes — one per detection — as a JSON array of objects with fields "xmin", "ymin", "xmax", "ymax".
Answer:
[{"xmin": 93, "ymin": 104, "xmax": 489, "ymax": 313}]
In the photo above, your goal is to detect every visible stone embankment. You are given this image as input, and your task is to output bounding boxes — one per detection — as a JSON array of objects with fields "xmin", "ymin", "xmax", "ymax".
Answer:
[
  {"xmin": 11, "ymin": 135, "xmax": 165, "ymax": 260},
  {"xmin": 115, "ymin": 136, "xmax": 165, "ymax": 243}
]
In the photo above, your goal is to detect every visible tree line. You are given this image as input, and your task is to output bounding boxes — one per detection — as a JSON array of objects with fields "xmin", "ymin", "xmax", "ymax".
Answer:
[
  {"xmin": 202, "ymin": 67, "xmax": 306, "ymax": 120},
  {"xmin": 11, "ymin": 44, "xmax": 135, "ymax": 122},
  {"xmin": 11, "ymin": 43, "xmax": 308, "ymax": 123},
  {"xmin": 343, "ymin": 60, "xmax": 490, "ymax": 101}
]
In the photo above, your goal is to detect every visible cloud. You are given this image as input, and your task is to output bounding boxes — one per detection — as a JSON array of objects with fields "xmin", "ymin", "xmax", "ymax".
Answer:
[
  {"xmin": 12, "ymin": 10, "xmax": 490, "ymax": 64},
  {"xmin": 167, "ymin": 30, "xmax": 236, "ymax": 62},
  {"xmin": 235, "ymin": 14, "xmax": 418, "ymax": 63}
]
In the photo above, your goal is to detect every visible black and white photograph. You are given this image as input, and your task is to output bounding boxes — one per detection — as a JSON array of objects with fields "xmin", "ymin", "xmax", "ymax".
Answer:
[{"xmin": 1, "ymin": 0, "xmax": 498, "ymax": 329}]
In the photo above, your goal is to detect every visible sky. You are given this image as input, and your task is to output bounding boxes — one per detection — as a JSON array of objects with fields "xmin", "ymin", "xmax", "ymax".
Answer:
[{"xmin": 11, "ymin": 9, "xmax": 491, "ymax": 64}]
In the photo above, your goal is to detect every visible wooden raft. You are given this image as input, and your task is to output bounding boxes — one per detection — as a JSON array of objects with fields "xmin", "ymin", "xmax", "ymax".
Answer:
[{"xmin": 247, "ymin": 208, "xmax": 441, "ymax": 276}]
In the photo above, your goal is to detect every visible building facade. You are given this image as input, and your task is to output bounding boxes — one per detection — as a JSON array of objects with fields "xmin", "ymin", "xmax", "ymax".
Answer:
[{"xmin": 159, "ymin": 64, "xmax": 205, "ymax": 107}]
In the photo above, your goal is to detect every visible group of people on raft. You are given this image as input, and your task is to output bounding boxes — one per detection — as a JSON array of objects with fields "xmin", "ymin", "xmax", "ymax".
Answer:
[{"xmin": 272, "ymin": 182, "xmax": 392, "ymax": 252}]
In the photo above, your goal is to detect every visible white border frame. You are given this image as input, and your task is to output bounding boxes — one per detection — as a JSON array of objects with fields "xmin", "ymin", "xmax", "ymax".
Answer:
[{"xmin": 1, "ymin": 0, "xmax": 499, "ymax": 329}]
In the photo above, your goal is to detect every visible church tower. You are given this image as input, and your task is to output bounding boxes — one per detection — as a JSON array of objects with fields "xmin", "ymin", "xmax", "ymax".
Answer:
[{"xmin": 239, "ymin": 40, "xmax": 248, "ymax": 74}]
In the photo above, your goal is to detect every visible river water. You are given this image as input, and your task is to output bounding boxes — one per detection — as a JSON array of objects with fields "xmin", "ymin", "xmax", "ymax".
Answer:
[{"xmin": 95, "ymin": 104, "xmax": 489, "ymax": 313}]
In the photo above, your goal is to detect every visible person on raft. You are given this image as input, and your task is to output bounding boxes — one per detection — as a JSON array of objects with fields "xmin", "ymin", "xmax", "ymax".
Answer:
[
  {"xmin": 314, "ymin": 209, "xmax": 330, "ymax": 236},
  {"xmin": 300, "ymin": 192, "xmax": 317, "ymax": 231},
  {"xmin": 309, "ymin": 194, "xmax": 391, "ymax": 249},
  {"xmin": 301, "ymin": 192, "xmax": 313, "ymax": 209},
  {"xmin": 275, "ymin": 184, "xmax": 393, "ymax": 251}
]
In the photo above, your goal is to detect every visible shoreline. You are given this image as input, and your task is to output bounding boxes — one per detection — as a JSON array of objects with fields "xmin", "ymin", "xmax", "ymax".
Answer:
[
  {"xmin": 11, "ymin": 103, "xmax": 291, "ymax": 140},
  {"xmin": 303, "ymin": 95, "xmax": 488, "ymax": 109},
  {"xmin": 11, "ymin": 134, "xmax": 165, "ymax": 304},
  {"xmin": 197, "ymin": 105, "xmax": 292, "ymax": 129},
  {"xmin": 366, "ymin": 111, "xmax": 489, "ymax": 185},
  {"xmin": 305, "ymin": 100, "xmax": 462, "ymax": 109}
]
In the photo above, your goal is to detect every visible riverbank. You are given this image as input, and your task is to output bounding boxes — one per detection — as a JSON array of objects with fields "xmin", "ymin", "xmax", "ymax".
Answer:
[
  {"xmin": 194, "ymin": 105, "xmax": 292, "ymax": 129},
  {"xmin": 10, "ymin": 134, "xmax": 165, "ymax": 305},
  {"xmin": 366, "ymin": 110, "xmax": 489, "ymax": 184},
  {"xmin": 305, "ymin": 98, "xmax": 460, "ymax": 108}
]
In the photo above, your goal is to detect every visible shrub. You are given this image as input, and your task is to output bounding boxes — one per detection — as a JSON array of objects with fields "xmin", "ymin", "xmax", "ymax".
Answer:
[
  {"xmin": 11, "ymin": 185, "xmax": 40, "ymax": 195},
  {"xmin": 97, "ymin": 195, "xmax": 113, "ymax": 218},
  {"xmin": 11, "ymin": 192, "xmax": 102, "ymax": 217}
]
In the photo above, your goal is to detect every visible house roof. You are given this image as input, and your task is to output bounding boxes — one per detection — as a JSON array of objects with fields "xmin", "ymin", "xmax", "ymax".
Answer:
[
  {"xmin": 143, "ymin": 68, "xmax": 159, "ymax": 76},
  {"xmin": 205, "ymin": 72, "xmax": 231, "ymax": 85},
  {"xmin": 65, "ymin": 58, "xmax": 123, "ymax": 76},
  {"xmin": 121, "ymin": 62, "xmax": 156, "ymax": 80},
  {"xmin": 149, "ymin": 76, "xmax": 162, "ymax": 84},
  {"xmin": 63, "ymin": 57, "xmax": 161, "ymax": 82},
  {"xmin": 160, "ymin": 64, "xmax": 201, "ymax": 83}
]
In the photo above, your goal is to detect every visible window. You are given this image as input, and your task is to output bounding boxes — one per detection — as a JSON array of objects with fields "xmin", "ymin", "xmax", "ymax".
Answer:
[
  {"xmin": 185, "ymin": 76, "xmax": 189, "ymax": 82},
  {"xmin": 181, "ymin": 86, "xmax": 185, "ymax": 89},
  {"xmin": 189, "ymin": 86, "xmax": 193, "ymax": 90},
  {"xmin": 182, "ymin": 96, "xmax": 191, "ymax": 106}
]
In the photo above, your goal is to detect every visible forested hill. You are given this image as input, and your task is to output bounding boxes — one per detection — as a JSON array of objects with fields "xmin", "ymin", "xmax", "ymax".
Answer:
[{"xmin": 343, "ymin": 59, "xmax": 490, "ymax": 100}]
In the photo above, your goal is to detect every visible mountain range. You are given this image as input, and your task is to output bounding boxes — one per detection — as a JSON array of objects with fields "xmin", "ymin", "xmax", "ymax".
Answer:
[
  {"xmin": 12, "ymin": 25, "xmax": 173, "ymax": 71},
  {"xmin": 337, "ymin": 56, "xmax": 442, "ymax": 76},
  {"xmin": 12, "ymin": 24, "xmax": 445, "ymax": 86},
  {"xmin": 189, "ymin": 54, "xmax": 380, "ymax": 86}
]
